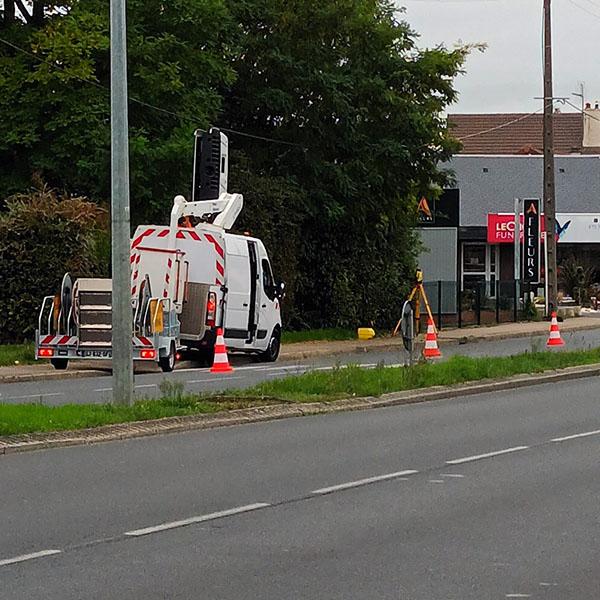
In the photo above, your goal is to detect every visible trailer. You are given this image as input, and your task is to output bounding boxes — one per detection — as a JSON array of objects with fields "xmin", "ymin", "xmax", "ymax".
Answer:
[{"xmin": 35, "ymin": 129, "xmax": 284, "ymax": 371}]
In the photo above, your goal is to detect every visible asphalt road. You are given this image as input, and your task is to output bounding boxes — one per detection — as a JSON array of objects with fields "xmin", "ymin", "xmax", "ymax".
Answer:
[
  {"xmin": 2, "ymin": 376, "xmax": 600, "ymax": 598},
  {"xmin": 3, "ymin": 326, "xmax": 600, "ymax": 405}
]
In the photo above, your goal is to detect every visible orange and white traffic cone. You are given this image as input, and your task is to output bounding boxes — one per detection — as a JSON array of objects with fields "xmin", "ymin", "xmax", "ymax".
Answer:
[
  {"xmin": 423, "ymin": 317, "xmax": 442, "ymax": 359},
  {"xmin": 546, "ymin": 311, "xmax": 565, "ymax": 347},
  {"xmin": 211, "ymin": 328, "xmax": 234, "ymax": 373}
]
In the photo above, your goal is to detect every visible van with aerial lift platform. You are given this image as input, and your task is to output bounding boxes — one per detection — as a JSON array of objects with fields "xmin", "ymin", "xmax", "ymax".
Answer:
[{"xmin": 35, "ymin": 129, "xmax": 284, "ymax": 371}]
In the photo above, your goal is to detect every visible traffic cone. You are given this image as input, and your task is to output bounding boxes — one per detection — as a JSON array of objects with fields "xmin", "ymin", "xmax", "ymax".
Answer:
[
  {"xmin": 211, "ymin": 328, "xmax": 234, "ymax": 373},
  {"xmin": 423, "ymin": 317, "xmax": 442, "ymax": 359},
  {"xmin": 546, "ymin": 312, "xmax": 565, "ymax": 347}
]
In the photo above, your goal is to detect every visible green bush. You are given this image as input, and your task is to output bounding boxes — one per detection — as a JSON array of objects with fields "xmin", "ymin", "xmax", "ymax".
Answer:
[{"xmin": 0, "ymin": 183, "xmax": 108, "ymax": 343}]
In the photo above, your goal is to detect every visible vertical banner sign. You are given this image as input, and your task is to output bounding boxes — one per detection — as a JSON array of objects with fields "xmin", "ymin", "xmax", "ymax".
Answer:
[{"xmin": 523, "ymin": 198, "xmax": 541, "ymax": 284}]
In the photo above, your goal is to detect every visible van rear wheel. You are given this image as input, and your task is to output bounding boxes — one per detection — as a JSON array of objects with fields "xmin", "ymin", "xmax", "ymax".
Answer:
[{"xmin": 257, "ymin": 328, "xmax": 281, "ymax": 363}]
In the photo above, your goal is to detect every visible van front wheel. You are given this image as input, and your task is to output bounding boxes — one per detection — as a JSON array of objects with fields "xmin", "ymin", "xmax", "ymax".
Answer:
[{"xmin": 257, "ymin": 328, "xmax": 281, "ymax": 363}]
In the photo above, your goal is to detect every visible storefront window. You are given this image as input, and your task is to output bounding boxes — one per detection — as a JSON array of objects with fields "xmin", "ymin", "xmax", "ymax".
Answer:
[
  {"xmin": 462, "ymin": 243, "xmax": 499, "ymax": 297},
  {"xmin": 463, "ymin": 245, "xmax": 486, "ymax": 273}
]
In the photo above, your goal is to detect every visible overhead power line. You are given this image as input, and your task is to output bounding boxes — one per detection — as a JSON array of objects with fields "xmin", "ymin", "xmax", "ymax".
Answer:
[
  {"xmin": 0, "ymin": 36, "xmax": 304, "ymax": 149},
  {"xmin": 566, "ymin": 0, "xmax": 600, "ymax": 20},
  {"xmin": 455, "ymin": 110, "xmax": 544, "ymax": 141}
]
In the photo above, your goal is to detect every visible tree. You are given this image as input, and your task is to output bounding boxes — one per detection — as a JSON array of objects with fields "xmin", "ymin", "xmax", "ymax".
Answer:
[
  {"xmin": 222, "ymin": 0, "xmax": 467, "ymax": 326},
  {"xmin": 0, "ymin": 0, "xmax": 235, "ymax": 219}
]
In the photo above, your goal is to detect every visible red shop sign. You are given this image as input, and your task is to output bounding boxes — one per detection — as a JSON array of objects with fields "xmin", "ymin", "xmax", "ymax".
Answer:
[{"xmin": 487, "ymin": 213, "xmax": 546, "ymax": 244}]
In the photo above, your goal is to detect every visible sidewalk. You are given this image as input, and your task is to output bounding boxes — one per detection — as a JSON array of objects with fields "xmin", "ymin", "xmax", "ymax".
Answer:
[{"xmin": 3, "ymin": 317, "xmax": 600, "ymax": 384}]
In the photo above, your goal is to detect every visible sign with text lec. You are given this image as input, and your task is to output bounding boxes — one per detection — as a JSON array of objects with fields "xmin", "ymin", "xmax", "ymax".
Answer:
[{"xmin": 523, "ymin": 198, "xmax": 541, "ymax": 284}]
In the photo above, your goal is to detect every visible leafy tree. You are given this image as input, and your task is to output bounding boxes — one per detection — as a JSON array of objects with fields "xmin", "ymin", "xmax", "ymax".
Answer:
[
  {"xmin": 0, "ymin": 0, "xmax": 235, "ymax": 219},
  {"xmin": 222, "ymin": 0, "xmax": 467, "ymax": 326}
]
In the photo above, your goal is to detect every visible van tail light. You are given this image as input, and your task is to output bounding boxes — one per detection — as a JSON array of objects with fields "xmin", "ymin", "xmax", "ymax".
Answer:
[
  {"xmin": 140, "ymin": 349, "xmax": 156, "ymax": 359},
  {"xmin": 206, "ymin": 292, "xmax": 217, "ymax": 327},
  {"xmin": 39, "ymin": 348, "xmax": 55, "ymax": 357}
]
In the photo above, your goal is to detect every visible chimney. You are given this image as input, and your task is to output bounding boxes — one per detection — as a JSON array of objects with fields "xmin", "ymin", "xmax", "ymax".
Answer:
[{"xmin": 583, "ymin": 101, "xmax": 600, "ymax": 148}]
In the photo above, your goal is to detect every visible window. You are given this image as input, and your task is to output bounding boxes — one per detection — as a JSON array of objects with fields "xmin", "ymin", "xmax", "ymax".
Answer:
[
  {"xmin": 262, "ymin": 259, "xmax": 275, "ymax": 301},
  {"xmin": 462, "ymin": 243, "xmax": 499, "ymax": 297}
]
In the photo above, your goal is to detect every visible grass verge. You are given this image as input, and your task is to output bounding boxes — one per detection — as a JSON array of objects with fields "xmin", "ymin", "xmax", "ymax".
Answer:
[
  {"xmin": 0, "ymin": 343, "xmax": 35, "ymax": 367},
  {"xmin": 282, "ymin": 328, "xmax": 357, "ymax": 344},
  {"xmin": 2, "ymin": 348, "xmax": 600, "ymax": 437}
]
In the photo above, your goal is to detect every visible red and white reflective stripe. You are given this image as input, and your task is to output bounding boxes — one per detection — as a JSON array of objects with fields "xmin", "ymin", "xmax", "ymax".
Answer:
[
  {"xmin": 131, "ymin": 253, "xmax": 141, "ymax": 296},
  {"xmin": 133, "ymin": 336, "xmax": 153, "ymax": 347},
  {"xmin": 131, "ymin": 228, "xmax": 156, "ymax": 250},
  {"xmin": 39, "ymin": 335, "xmax": 78, "ymax": 346}
]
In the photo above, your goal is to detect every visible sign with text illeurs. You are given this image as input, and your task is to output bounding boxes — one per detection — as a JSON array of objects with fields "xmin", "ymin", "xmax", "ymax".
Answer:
[{"xmin": 522, "ymin": 199, "xmax": 541, "ymax": 284}]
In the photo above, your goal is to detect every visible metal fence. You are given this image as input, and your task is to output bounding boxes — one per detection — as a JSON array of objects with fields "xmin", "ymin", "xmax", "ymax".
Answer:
[{"xmin": 422, "ymin": 280, "xmax": 522, "ymax": 330}]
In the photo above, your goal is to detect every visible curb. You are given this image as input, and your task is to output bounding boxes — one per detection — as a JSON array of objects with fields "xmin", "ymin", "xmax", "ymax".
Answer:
[{"xmin": 2, "ymin": 362, "xmax": 600, "ymax": 455}]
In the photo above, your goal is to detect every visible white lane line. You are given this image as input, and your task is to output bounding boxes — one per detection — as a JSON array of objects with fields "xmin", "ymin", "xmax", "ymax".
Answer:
[
  {"xmin": 311, "ymin": 470, "xmax": 418, "ymax": 495},
  {"xmin": 3, "ymin": 392, "xmax": 63, "ymax": 401},
  {"xmin": 124, "ymin": 503, "xmax": 270, "ymax": 537},
  {"xmin": 428, "ymin": 480, "xmax": 444, "ymax": 484},
  {"xmin": 187, "ymin": 376, "xmax": 245, "ymax": 384},
  {"xmin": 505, "ymin": 595, "xmax": 531, "ymax": 598},
  {"xmin": 0, "ymin": 549, "xmax": 61, "ymax": 567},
  {"xmin": 551, "ymin": 429, "xmax": 600, "ymax": 443},
  {"xmin": 94, "ymin": 388, "xmax": 112, "ymax": 393},
  {"xmin": 441, "ymin": 473, "xmax": 465, "ymax": 479},
  {"xmin": 135, "ymin": 384, "xmax": 157, "ymax": 389},
  {"xmin": 446, "ymin": 446, "xmax": 529, "ymax": 465}
]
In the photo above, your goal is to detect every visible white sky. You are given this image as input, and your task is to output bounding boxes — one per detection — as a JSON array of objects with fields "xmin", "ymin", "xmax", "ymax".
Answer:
[{"xmin": 397, "ymin": 0, "xmax": 600, "ymax": 113}]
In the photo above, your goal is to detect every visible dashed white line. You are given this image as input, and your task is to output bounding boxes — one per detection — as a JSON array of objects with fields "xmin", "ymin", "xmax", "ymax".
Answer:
[
  {"xmin": 441, "ymin": 473, "xmax": 465, "ymax": 479},
  {"xmin": 187, "ymin": 376, "xmax": 244, "ymax": 384},
  {"xmin": 135, "ymin": 384, "xmax": 157, "ymax": 389},
  {"xmin": 124, "ymin": 503, "xmax": 270, "ymax": 537},
  {"xmin": 505, "ymin": 595, "xmax": 531, "ymax": 598},
  {"xmin": 0, "ymin": 549, "xmax": 61, "ymax": 567},
  {"xmin": 4, "ymin": 393, "xmax": 63, "ymax": 401},
  {"xmin": 428, "ymin": 480, "xmax": 444, "ymax": 484},
  {"xmin": 446, "ymin": 446, "xmax": 529, "ymax": 465},
  {"xmin": 311, "ymin": 470, "xmax": 418, "ymax": 495},
  {"xmin": 551, "ymin": 429, "xmax": 600, "ymax": 443}
]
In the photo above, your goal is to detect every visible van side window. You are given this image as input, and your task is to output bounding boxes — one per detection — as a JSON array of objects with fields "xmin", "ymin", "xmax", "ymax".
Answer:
[{"xmin": 262, "ymin": 259, "xmax": 275, "ymax": 301}]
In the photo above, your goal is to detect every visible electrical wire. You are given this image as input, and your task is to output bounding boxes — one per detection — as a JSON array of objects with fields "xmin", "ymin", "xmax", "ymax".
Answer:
[
  {"xmin": 0, "ymin": 36, "xmax": 305, "ymax": 149},
  {"xmin": 455, "ymin": 110, "xmax": 543, "ymax": 141},
  {"xmin": 565, "ymin": 0, "xmax": 600, "ymax": 21}
]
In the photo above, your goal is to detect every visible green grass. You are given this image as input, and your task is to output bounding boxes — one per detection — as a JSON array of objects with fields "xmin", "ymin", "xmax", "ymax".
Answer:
[
  {"xmin": 3, "ymin": 347, "xmax": 600, "ymax": 437},
  {"xmin": 238, "ymin": 348, "xmax": 600, "ymax": 403},
  {"xmin": 0, "ymin": 343, "xmax": 35, "ymax": 367},
  {"xmin": 0, "ymin": 394, "xmax": 273, "ymax": 436},
  {"xmin": 282, "ymin": 328, "xmax": 357, "ymax": 344}
]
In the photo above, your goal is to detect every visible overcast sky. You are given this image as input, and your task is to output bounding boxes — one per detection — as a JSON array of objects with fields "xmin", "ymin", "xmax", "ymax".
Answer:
[{"xmin": 398, "ymin": 0, "xmax": 600, "ymax": 114}]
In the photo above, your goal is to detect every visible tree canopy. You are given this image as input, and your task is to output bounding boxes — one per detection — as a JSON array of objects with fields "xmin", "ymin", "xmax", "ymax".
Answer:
[{"xmin": 0, "ymin": 0, "xmax": 467, "ymax": 333}]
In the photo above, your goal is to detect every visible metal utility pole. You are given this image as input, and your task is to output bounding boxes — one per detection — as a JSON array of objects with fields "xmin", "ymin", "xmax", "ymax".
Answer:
[
  {"xmin": 543, "ymin": 0, "xmax": 558, "ymax": 314},
  {"xmin": 110, "ymin": 0, "xmax": 134, "ymax": 405}
]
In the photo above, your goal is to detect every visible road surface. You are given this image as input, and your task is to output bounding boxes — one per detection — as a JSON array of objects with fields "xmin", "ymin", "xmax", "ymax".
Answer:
[
  {"xmin": 1, "ymin": 375, "xmax": 599, "ymax": 598},
  {"xmin": 3, "ymin": 326, "xmax": 600, "ymax": 405}
]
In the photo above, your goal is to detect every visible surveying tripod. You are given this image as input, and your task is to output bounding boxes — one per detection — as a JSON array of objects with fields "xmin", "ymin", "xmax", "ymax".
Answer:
[{"xmin": 393, "ymin": 268, "xmax": 436, "ymax": 337}]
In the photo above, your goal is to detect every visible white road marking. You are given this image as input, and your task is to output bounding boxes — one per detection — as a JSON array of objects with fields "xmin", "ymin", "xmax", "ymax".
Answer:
[
  {"xmin": 187, "ymin": 376, "xmax": 245, "ymax": 384},
  {"xmin": 446, "ymin": 446, "xmax": 529, "ymax": 465},
  {"xmin": 3, "ymin": 393, "xmax": 63, "ymax": 401},
  {"xmin": 441, "ymin": 473, "xmax": 465, "ymax": 478},
  {"xmin": 124, "ymin": 503, "xmax": 270, "ymax": 537},
  {"xmin": 551, "ymin": 429, "xmax": 600, "ymax": 443},
  {"xmin": 428, "ymin": 480, "xmax": 444, "ymax": 483},
  {"xmin": 0, "ymin": 549, "xmax": 61, "ymax": 567},
  {"xmin": 505, "ymin": 595, "xmax": 531, "ymax": 598},
  {"xmin": 94, "ymin": 388, "xmax": 112, "ymax": 393},
  {"xmin": 539, "ymin": 582, "xmax": 558, "ymax": 587},
  {"xmin": 311, "ymin": 470, "xmax": 418, "ymax": 495},
  {"xmin": 135, "ymin": 384, "xmax": 156, "ymax": 389}
]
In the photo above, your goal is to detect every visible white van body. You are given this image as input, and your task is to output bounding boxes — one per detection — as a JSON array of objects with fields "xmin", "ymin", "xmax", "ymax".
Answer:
[{"xmin": 130, "ymin": 217, "xmax": 282, "ymax": 359}]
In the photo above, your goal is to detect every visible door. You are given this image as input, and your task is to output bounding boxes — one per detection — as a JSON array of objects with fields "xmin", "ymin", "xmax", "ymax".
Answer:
[
  {"xmin": 255, "ymin": 248, "xmax": 281, "ymax": 350},
  {"xmin": 223, "ymin": 238, "xmax": 251, "ymax": 340},
  {"xmin": 247, "ymin": 240, "xmax": 259, "ymax": 342}
]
